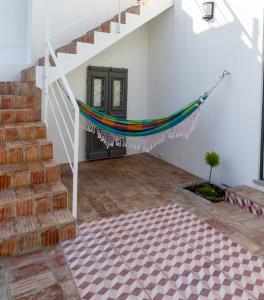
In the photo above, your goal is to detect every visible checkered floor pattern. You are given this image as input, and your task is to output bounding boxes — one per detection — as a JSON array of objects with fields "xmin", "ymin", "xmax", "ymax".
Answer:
[{"xmin": 62, "ymin": 204, "xmax": 264, "ymax": 299}]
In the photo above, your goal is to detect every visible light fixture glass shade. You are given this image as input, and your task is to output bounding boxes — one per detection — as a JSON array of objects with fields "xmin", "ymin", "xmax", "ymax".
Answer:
[{"xmin": 202, "ymin": 1, "xmax": 214, "ymax": 21}]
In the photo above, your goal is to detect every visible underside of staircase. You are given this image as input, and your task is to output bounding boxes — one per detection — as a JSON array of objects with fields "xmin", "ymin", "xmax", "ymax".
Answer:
[
  {"xmin": 0, "ymin": 81, "xmax": 76, "ymax": 257},
  {"xmin": 24, "ymin": 0, "xmax": 173, "ymax": 87}
]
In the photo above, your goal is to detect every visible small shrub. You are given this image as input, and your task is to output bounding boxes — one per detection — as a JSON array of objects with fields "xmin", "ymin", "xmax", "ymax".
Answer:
[
  {"xmin": 198, "ymin": 185, "xmax": 219, "ymax": 197},
  {"xmin": 205, "ymin": 151, "xmax": 220, "ymax": 184}
]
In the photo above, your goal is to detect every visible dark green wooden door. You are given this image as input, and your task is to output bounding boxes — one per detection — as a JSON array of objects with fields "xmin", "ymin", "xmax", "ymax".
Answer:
[{"xmin": 86, "ymin": 66, "xmax": 127, "ymax": 161}]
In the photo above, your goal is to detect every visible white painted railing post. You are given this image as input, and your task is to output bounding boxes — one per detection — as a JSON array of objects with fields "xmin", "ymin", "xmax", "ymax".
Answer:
[
  {"xmin": 72, "ymin": 109, "xmax": 79, "ymax": 219},
  {"xmin": 117, "ymin": 0, "xmax": 121, "ymax": 33},
  {"xmin": 44, "ymin": 4, "xmax": 79, "ymax": 221},
  {"xmin": 43, "ymin": 0, "xmax": 49, "ymax": 124},
  {"xmin": 47, "ymin": 41, "xmax": 80, "ymax": 220}
]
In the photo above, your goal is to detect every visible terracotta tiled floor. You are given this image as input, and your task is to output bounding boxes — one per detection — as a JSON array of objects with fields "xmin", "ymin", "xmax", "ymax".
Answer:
[
  {"xmin": 61, "ymin": 153, "xmax": 201, "ymax": 223},
  {"xmin": 1, "ymin": 154, "xmax": 264, "ymax": 299}
]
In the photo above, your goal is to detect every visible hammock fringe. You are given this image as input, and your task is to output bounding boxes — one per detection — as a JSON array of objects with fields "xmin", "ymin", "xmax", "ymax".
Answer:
[{"xmin": 80, "ymin": 109, "xmax": 200, "ymax": 152}]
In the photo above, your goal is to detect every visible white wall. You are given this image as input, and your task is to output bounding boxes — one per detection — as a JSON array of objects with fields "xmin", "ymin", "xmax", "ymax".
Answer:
[
  {"xmin": 0, "ymin": 0, "xmax": 31, "ymax": 80},
  {"xmin": 48, "ymin": 26, "xmax": 149, "ymax": 163},
  {"xmin": 148, "ymin": 0, "xmax": 264, "ymax": 188},
  {"xmin": 0, "ymin": 0, "xmax": 29, "ymax": 64}
]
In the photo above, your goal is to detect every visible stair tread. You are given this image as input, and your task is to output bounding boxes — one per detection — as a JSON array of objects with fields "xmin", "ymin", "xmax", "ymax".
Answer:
[
  {"xmin": 0, "ymin": 138, "xmax": 52, "ymax": 148},
  {"xmin": 0, "ymin": 159, "xmax": 60, "ymax": 189},
  {"xmin": 0, "ymin": 121, "xmax": 47, "ymax": 143},
  {"xmin": 0, "ymin": 108, "xmax": 40, "ymax": 111},
  {"xmin": 0, "ymin": 95, "xmax": 32, "ymax": 98},
  {"xmin": 0, "ymin": 159, "xmax": 59, "ymax": 173},
  {"xmin": 0, "ymin": 95, "xmax": 39, "ymax": 109},
  {"xmin": 0, "ymin": 109, "xmax": 41, "ymax": 125},
  {"xmin": 0, "ymin": 82, "xmax": 36, "ymax": 96},
  {"xmin": 0, "ymin": 138, "xmax": 53, "ymax": 165},
  {"xmin": 0, "ymin": 208, "xmax": 75, "ymax": 241},
  {"xmin": 0, "ymin": 121, "xmax": 45, "ymax": 129},
  {"xmin": 0, "ymin": 182, "xmax": 67, "ymax": 203}
]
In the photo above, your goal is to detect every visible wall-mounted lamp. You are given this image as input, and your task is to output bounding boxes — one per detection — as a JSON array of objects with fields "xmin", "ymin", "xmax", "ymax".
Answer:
[{"xmin": 202, "ymin": 1, "xmax": 215, "ymax": 21}]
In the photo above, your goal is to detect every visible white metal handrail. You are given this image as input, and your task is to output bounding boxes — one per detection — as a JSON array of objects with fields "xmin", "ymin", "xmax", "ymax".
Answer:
[
  {"xmin": 43, "ymin": 0, "xmax": 79, "ymax": 220},
  {"xmin": 43, "ymin": 40, "xmax": 79, "ymax": 219}
]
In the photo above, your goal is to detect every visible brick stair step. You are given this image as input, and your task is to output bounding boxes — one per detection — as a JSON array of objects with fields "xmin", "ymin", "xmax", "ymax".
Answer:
[
  {"xmin": 0, "ymin": 139, "xmax": 53, "ymax": 165},
  {"xmin": 0, "ymin": 82, "xmax": 40, "ymax": 97},
  {"xmin": 21, "ymin": 67, "xmax": 36, "ymax": 83},
  {"xmin": 111, "ymin": 14, "xmax": 126, "ymax": 24},
  {"xmin": 0, "ymin": 208, "xmax": 76, "ymax": 256},
  {"xmin": 96, "ymin": 21, "xmax": 111, "ymax": 33},
  {"xmin": 38, "ymin": 55, "xmax": 56, "ymax": 67},
  {"xmin": 74, "ymin": 30, "xmax": 95, "ymax": 44},
  {"xmin": 0, "ymin": 159, "xmax": 60, "ymax": 189},
  {"xmin": 0, "ymin": 182, "xmax": 67, "ymax": 221},
  {"xmin": 112, "ymin": 6, "xmax": 140, "ymax": 24},
  {"xmin": 126, "ymin": 5, "xmax": 141, "ymax": 15},
  {"xmin": 56, "ymin": 41, "xmax": 78, "ymax": 55},
  {"xmin": 0, "ymin": 109, "xmax": 41, "ymax": 124},
  {"xmin": 0, "ymin": 95, "xmax": 40, "ymax": 109},
  {"xmin": 0, "ymin": 121, "xmax": 47, "ymax": 142}
]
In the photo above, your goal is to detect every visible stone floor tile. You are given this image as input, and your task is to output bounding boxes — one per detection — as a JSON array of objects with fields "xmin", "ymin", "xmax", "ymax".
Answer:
[
  {"xmin": 229, "ymin": 232, "xmax": 262, "ymax": 254},
  {"xmin": 14, "ymin": 283, "xmax": 64, "ymax": 300},
  {"xmin": 8, "ymin": 259, "xmax": 50, "ymax": 284},
  {"xmin": 206, "ymin": 218, "xmax": 236, "ymax": 234},
  {"xmin": 10, "ymin": 271, "xmax": 57, "ymax": 298},
  {"xmin": 61, "ymin": 279, "xmax": 79, "ymax": 297}
]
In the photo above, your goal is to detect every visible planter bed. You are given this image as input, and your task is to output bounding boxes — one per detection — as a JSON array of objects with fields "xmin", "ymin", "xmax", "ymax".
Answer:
[{"xmin": 185, "ymin": 183, "xmax": 225, "ymax": 203}]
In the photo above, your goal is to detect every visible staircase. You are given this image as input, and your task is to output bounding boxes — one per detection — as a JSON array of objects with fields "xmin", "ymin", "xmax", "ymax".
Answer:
[
  {"xmin": 0, "ymin": 81, "xmax": 76, "ymax": 257},
  {"xmin": 0, "ymin": 0, "xmax": 173, "ymax": 257},
  {"xmin": 27, "ymin": 0, "xmax": 173, "ymax": 87}
]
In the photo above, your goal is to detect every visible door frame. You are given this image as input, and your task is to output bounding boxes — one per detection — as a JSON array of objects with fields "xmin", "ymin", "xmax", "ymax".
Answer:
[{"xmin": 86, "ymin": 65, "xmax": 128, "ymax": 161}]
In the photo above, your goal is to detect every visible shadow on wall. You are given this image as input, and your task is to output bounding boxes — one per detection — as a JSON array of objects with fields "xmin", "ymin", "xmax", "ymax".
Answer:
[{"xmin": 149, "ymin": 0, "xmax": 262, "ymax": 187}]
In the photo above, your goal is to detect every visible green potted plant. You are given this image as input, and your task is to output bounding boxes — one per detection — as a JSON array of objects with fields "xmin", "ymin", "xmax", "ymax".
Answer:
[
  {"xmin": 186, "ymin": 151, "xmax": 225, "ymax": 203},
  {"xmin": 198, "ymin": 151, "xmax": 221, "ymax": 198},
  {"xmin": 205, "ymin": 151, "xmax": 220, "ymax": 184}
]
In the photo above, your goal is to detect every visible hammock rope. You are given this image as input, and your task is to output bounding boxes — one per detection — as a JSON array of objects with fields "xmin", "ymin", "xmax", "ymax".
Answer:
[{"xmin": 59, "ymin": 71, "xmax": 230, "ymax": 152}]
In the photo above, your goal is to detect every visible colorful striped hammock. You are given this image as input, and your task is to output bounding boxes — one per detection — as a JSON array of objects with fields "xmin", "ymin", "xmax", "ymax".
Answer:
[{"xmin": 77, "ymin": 71, "xmax": 229, "ymax": 152}]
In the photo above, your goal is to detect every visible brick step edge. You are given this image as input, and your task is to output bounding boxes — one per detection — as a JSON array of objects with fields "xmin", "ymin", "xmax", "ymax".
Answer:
[
  {"xmin": 0, "ymin": 182, "xmax": 68, "ymax": 221},
  {"xmin": 225, "ymin": 187, "xmax": 264, "ymax": 218},
  {"xmin": 0, "ymin": 159, "xmax": 60, "ymax": 189},
  {"xmin": 0, "ymin": 209, "xmax": 76, "ymax": 257},
  {"xmin": 0, "ymin": 122, "xmax": 47, "ymax": 142},
  {"xmin": 0, "ymin": 139, "xmax": 53, "ymax": 165},
  {"xmin": 0, "ymin": 82, "xmax": 41, "ymax": 98},
  {"xmin": 0, "ymin": 109, "xmax": 41, "ymax": 124},
  {"xmin": 0, "ymin": 95, "xmax": 40, "ymax": 109}
]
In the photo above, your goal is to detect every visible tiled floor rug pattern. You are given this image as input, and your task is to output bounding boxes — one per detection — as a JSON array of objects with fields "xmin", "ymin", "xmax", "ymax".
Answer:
[{"xmin": 62, "ymin": 203, "xmax": 264, "ymax": 299}]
